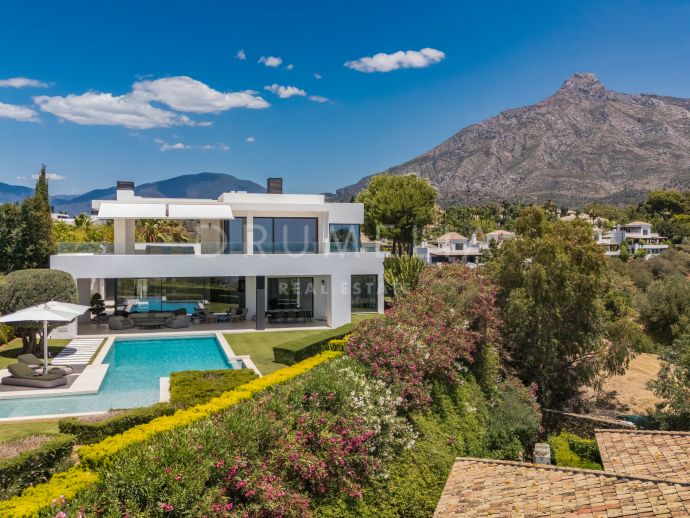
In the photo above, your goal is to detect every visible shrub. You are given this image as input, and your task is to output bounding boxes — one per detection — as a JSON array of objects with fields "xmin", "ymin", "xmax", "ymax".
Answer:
[
  {"xmin": 1, "ymin": 352, "xmax": 340, "ymax": 516},
  {"xmin": 273, "ymin": 325, "xmax": 355, "ymax": 365},
  {"xmin": 649, "ymin": 332, "xmax": 690, "ymax": 430},
  {"xmin": 316, "ymin": 379, "xmax": 491, "ymax": 517},
  {"xmin": 347, "ymin": 264, "xmax": 499, "ymax": 411},
  {"xmin": 486, "ymin": 378, "xmax": 541, "ymax": 460},
  {"xmin": 548, "ymin": 432, "xmax": 603, "ymax": 470},
  {"xmin": 0, "ymin": 269, "xmax": 78, "ymax": 355},
  {"xmin": 0, "ymin": 434, "xmax": 75, "ymax": 500},
  {"xmin": 0, "ymin": 323, "xmax": 15, "ymax": 346},
  {"xmin": 383, "ymin": 254, "xmax": 426, "ymax": 297},
  {"xmin": 58, "ymin": 403, "xmax": 175, "ymax": 444},
  {"xmin": 169, "ymin": 368, "xmax": 258, "ymax": 408}
]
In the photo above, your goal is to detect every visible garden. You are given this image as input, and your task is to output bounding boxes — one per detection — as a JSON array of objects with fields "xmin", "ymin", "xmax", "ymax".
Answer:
[{"xmin": 0, "ymin": 264, "xmax": 541, "ymax": 516}]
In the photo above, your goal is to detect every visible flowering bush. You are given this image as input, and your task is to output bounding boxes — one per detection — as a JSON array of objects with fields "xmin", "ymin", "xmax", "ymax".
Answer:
[
  {"xmin": 347, "ymin": 264, "xmax": 500, "ymax": 410},
  {"xmin": 48, "ymin": 357, "xmax": 416, "ymax": 516}
]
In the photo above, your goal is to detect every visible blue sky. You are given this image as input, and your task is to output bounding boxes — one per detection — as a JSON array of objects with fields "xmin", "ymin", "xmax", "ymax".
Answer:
[{"xmin": 1, "ymin": 0, "xmax": 690, "ymax": 195}]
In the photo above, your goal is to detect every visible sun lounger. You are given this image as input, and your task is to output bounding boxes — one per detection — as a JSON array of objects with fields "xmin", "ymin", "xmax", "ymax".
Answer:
[
  {"xmin": 17, "ymin": 353, "xmax": 74, "ymax": 375},
  {"xmin": 1, "ymin": 363, "xmax": 68, "ymax": 388}
]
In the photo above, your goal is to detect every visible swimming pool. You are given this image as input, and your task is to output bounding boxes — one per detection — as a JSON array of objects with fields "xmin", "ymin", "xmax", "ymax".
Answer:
[
  {"xmin": 0, "ymin": 335, "xmax": 244, "ymax": 419},
  {"xmin": 129, "ymin": 298, "xmax": 201, "ymax": 314}
]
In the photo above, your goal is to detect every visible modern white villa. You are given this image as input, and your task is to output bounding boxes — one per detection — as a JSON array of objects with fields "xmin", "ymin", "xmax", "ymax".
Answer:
[
  {"xmin": 594, "ymin": 221, "xmax": 669, "ymax": 258},
  {"xmin": 49, "ymin": 179, "xmax": 384, "ymax": 335}
]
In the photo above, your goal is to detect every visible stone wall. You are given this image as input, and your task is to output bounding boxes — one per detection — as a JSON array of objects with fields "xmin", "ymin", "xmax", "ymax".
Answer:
[{"xmin": 541, "ymin": 409, "xmax": 635, "ymax": 439}]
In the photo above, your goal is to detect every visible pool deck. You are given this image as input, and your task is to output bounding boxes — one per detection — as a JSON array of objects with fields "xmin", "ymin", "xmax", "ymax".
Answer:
[{"xmin": 77, "ymin": 319, "xmax": 327, "ymax": 336}]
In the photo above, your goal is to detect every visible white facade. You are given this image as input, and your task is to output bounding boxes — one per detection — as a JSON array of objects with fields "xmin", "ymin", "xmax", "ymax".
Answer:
[
  {"xmin": 594, "ymin": 221, "xmax": 669, "ymax": 259},
  {"xmin": 415, "ymin": 230, "xmax": 514, "ymax": 266},
  {"xmin": 50, "ymin": 181, "xmax": 384, "ymax": 330}
]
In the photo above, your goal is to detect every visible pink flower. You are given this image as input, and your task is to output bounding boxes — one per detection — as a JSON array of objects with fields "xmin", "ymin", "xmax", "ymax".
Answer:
[
  {"xmin": 164, "ymin": 466, "xmax": 172, "ymax": 473},
  {"xmin": 225, "ymin": 502, "xmax": 234, "ymax": 510},
  {"xmin": 161, "ymin": 502, "xmax": 174, "ymax": 511},
  {"xmin": 175, "ymin": 474, "xmax": 183, "ymax": 481},
  {"xmin": 54, "ymin": 513, "xmax": 66, "ymax": 518},
  {"xmin": 244, "ymin": 490, "xmax": 256, "ymax": 498}
]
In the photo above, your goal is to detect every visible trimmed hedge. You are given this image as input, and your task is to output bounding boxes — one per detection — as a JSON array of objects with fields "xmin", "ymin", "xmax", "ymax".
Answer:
[
  {"xmin": 58, "ymin": 403, "xmax": 175, "ymax": 444},
  {"xmin": 169, "ymin": 368, "xmax": 258, "ymax": 408},
  {"xmin": 548, "ymin": 431, "xmax": 603, "ymax": 470},
  {"xmin": 0, "ymin": 434, "xmax": 75, "ymax": 500},
  {"xmin": 273, "ymin": 325, "xmax": 354, "ymax": 365},
  {"xmin": 0, "ymin": 351, "xmax": 341, "ymax": 516}
]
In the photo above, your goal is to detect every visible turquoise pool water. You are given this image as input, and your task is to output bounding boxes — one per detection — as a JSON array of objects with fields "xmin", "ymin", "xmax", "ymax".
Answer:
[
  {"xmin": 0, "ymin": 335, "xmax": 243, "ymax": 419},
  {"xmin": 129, "ymin": 298, "xmax": 200, "ymax": 314}
]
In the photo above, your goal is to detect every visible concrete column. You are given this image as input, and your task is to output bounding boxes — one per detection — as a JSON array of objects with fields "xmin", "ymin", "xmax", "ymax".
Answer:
[
  {"xmin": 245, "ymin": 276, "xmax": 257, "ymax": 319},
  {"xmin": 246, "ymin": 215, "xmax": 254, "ymax": 255},
  {"xmin": 330, "ymin": 271, "xmax": 351, "ymax": 328},
  {"xmin": 255, "ymin": 276, "xmax": 265, "ymax": 330},
  {"xmin": 114, "ymin": 219, "xmax": 135, "ymax": 254},
  {"xmin": 76, "ymin": 278, "xmax": 92, "ymax": 324}
]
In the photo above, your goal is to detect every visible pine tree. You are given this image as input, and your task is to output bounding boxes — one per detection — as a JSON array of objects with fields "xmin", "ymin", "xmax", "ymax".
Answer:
[{"xmin": 20, "ymin": 164, "xmax": 53, "ymax": 268}]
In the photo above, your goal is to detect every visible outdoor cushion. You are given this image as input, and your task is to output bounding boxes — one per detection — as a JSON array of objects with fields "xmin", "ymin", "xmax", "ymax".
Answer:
[
  {"xmin": 17, "ymin": 353, "xmax": 74, "ymax": 374},
  {"xmin": 165, "ymin": 315, "xmax": 191, "ymax": 329},
  {"xmin": 2, "ymin": 376, "xmax": 68, "ymax": 388},
  {"xmin": 108, "ymin": 316, "xmax": 135, "ymax": 330},
  {"xmin": 8, "ymin": 362, "xmax": 64, "ymax": 381}
]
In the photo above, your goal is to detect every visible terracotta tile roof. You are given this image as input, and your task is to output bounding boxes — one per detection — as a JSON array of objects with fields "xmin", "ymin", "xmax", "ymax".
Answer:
[
  {"xmin": 624, "ymin": 221, "xmax": 652, "ymax": 227},
  {"xmin": 435, "ymin": 232, "xmax": 467, "ymax": 242},
  {"xmin": 595, "ymin": 429, "xmax": 690, "ymax": 484},
  {"xmin": 434, "ymin": 457, "xmax": 690, "ymax": 517}
]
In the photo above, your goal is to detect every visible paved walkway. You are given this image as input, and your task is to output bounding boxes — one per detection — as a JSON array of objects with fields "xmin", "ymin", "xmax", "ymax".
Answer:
[{"xmin": 53, "ymin": 337, "xmax": 103, "ymax": 365}]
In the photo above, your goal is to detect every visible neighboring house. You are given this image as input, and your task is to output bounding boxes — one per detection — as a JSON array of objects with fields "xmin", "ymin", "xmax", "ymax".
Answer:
[
  {"xmin": 415, "ymin": 230, "xmax": 514, "ymax": 266},
  {"xmin": 50, "ymin": 178, "xmax": 384, "ymax": 332},
  {"xmin": 594, "ymin": 221, "xmax": 668, "ymax": 259},
  {"xmin": 485, "ymin": 229, "xmax": 516, "ymax": 243},
  {"xmin": 435, "ymin": 429, "xmax": 690, "ymax": 516},
  {"xmin": 51, "ymin": 212, "xmax": 74, "ymax": 224},
  {"xmin": 415, "ymin": 232, "xmax": 487, "ymax": 266}
]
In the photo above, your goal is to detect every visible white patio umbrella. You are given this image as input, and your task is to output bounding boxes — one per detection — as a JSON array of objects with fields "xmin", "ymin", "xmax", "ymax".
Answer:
[{"xmin": 0, "ymin": 301, "xmax": 90, "ymax": 374}]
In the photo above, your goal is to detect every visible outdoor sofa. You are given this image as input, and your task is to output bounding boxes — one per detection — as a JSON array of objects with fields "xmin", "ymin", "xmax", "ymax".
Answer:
[
  {"xmin": 108, "ymin": 315, "xmax": 135, "ymax": 330},
  {"xmin": 165, "ymin": 314, "xmax": 191, "ymax": 329},
  {"xmin": 17, "ymin": 353, "xmax": 74, "ymax": 375},
  {"xmin": 1, "ymin": 362, "xmax": 68, "ymax": 388}
]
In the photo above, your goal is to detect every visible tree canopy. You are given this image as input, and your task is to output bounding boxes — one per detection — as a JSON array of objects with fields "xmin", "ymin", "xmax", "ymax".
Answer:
[
  {"xmin": 0, "ymin": 269, "xmax": 78, "ymax": 354},
  {"xmin": 490, "ymin": 208, "xmax": 636, "ymax": 409},
  {"xmin": 357, "ymin": 174, "xmax": 436, "ymax": 255}
]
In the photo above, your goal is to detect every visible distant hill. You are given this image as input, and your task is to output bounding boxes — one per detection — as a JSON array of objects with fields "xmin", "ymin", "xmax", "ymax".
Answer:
[
  {"xmin": 0, "ymin": 181, "xmax": 33, "ymax": 203},
  {"xmin": 0, "ymin": 173, "xmax": 266, "ymax": 215},
  {"xmin": 336, "ymin": 73, "xmax": 690, "ymax": 206}
]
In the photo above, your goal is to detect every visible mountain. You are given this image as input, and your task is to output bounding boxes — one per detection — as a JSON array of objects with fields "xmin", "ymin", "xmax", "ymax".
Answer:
[
  {"xmin": 0, "ymin": 181, "xmax": 33, "ymax": 203},
  {"xmin": 336, "ymin": 73, "xmax": 690, "ymax": 206},
  {"xmin": 49, "ymin": 173, "xmax": 266, "ymax": 215}
]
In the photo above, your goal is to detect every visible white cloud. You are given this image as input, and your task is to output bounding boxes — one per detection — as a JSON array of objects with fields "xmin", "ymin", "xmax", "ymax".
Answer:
[
  {"xmin": 34, "ymin": 92, "xmax": 196, "ymax": 129},
  {"xmin": 258, "ymin": 56, "xmax": 283, "ymax": 68},
  {"xmin": 132, "ymin": 76, "xmax": 269, "ymax": 113},
  {"xmin": 309, "ymin": 95, "xmax": 329, "ymax": 103},
  {"xmin": 246, "ymin": 136, "xmax": 255, "ymax": 143},
  {"xmin": 264, "ymin": 84, "xmax": 306, "ymax": 99},
  {"xmin": 33, "ymin": 76, "xmax": 269, "ymax": 129},
  {"xmin": 0, "ymin": 102, "xmax": 40, "ymax": 122},
  {"xmin": 16, "ymin": 176, "xmax": 28, "ymax": 180},
  {"xmin": 32, "ymin": 173, "xmax": 65, "ymax": 180},
  {"xmin": 154, "ymin": 138, "xmax": 229, "ymax": 152},
  {"xmin": 0, "ymin": 77, "xmax": 49, "ymax": 88},
  {"xmin": 314, "ymin": 73, "xmax": 322, "ymax": 79},
  {"xmin": 235, "ymin": 49, "xmax": 246, "ymax": 60},
  {"xmin": 345, "ymin": 47, "xmax": 445, "ymax": 73},
  {"xmin": 285, "ymin": 64, "xmax": 294, "ymax": 70}
]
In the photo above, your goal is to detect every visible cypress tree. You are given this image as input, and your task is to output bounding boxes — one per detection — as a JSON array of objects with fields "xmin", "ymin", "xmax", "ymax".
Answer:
[{"xmin": 20, "ymin": 164, "xmax": 53, "ymax": 268}]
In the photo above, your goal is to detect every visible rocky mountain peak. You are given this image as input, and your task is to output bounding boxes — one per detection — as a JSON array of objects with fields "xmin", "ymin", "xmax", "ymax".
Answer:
[
  {"xmin": 555, "ymin": 72, "xmax": 606, "ymax": 97},
  {"xmin": 335, "ymin": 73, "xmax": 690, "ymax": 205}
]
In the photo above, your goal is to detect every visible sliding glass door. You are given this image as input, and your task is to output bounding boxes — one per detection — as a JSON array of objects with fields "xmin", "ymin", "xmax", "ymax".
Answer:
[{"xmin": 267, "ymin": 277, "xmax": 314, "ymax": 311}]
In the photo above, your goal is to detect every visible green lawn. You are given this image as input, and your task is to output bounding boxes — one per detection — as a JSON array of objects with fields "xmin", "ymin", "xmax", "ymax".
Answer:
[
  {"xmin": 0, "ymin": 419, "xmax": 61, "ymax": 443},
  {"xmin": 0, "ymin": 338, "xmax": 72, "ymax": 370},
  {"xmin": 225, "ymin": 313, "xmax": 378, "ymax": 375}
]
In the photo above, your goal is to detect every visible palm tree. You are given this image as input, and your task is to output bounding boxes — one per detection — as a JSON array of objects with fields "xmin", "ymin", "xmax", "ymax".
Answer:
[
  {"xmin": 136, "ymin": 219, "xmax": 191, "ymax": 243},
  {"xmin": 73, "ymin": 213, "xmax": 92, "ymax": 229}
]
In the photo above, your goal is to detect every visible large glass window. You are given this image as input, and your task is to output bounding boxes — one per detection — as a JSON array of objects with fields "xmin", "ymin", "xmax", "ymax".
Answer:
[
  {"xmin": 223, "ymin": 217, "xmax": 246, "ymax": 254},
  {"xmin": 115, "ymin": 277, "xmax": 246, "ymax": 314},
  {"xmin": 253, "ymin": 218, "xmax": 318, "ymax": 254},
  {"xmin": 351, "ymin": 275, "xmax": 378, "ymax": 312},
  {"xmin": 330, "ymin": 224, "xmax": 360, "ymax": 252},
  {"xmin": 267, "ymin": 277, "xmax": 314, "ymax": 311}
]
